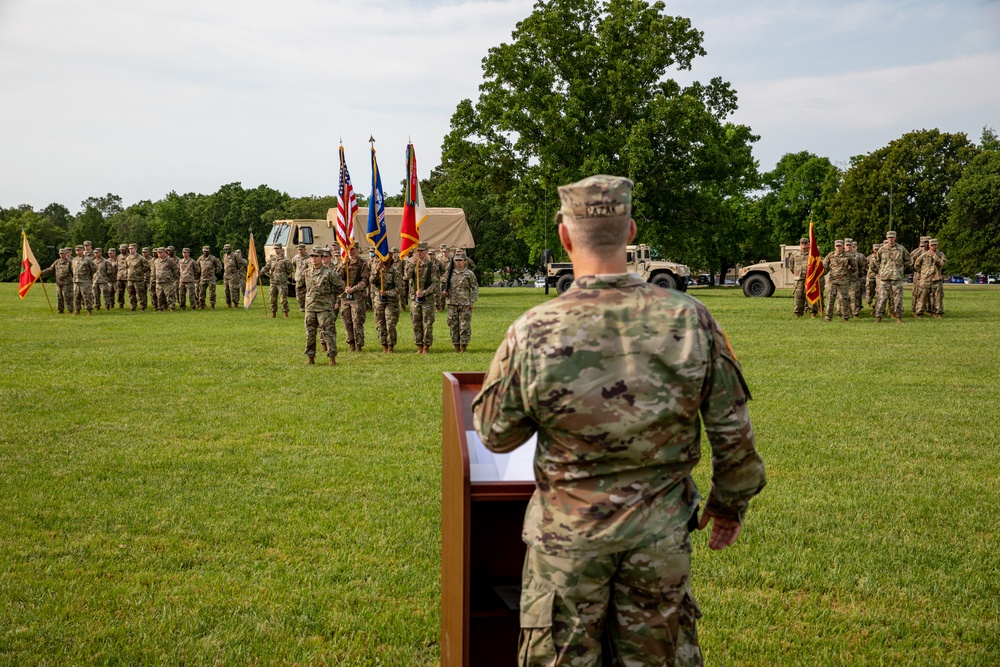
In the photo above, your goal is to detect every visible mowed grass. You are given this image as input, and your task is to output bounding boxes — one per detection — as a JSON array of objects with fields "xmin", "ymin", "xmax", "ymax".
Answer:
[{"xmin": 1, "ymin": 282, "xmax": 998, "ymax": 666}]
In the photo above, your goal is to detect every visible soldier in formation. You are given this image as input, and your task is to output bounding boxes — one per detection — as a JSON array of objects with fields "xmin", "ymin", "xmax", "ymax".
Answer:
[
  {"xmin": 178, "ymin": 248, "xmax": 199, "ymax": 309},
  {"xmin": 260, "ymin": 243, "xmax": 294, "ymax": 317},
  {"xmin": 366, "ymin": 248, "xmax": 380, "ymax": 312},
  {"xmin": 822, "ymin": 240, "xmax": 853, "ymax": 321},
  {"xmin": 292, "ymin": 243, "xmax": 310, "ymax": 313},
  {"xmin": 93, "ymin": 247, "xmax": 115, "ymax": 310},
  {"xmin": 116, "ymin": 244, "xmax": 129, "ymax": 308},
  {"xmin": 40, "ymin": 248, "xmax": 74, "ymax": 313},
  {"xmin": 154, "ymin": 247, "xmax": 180, "ymax": 311},
  {"xmin": 443, "ymin": 250, "xmax": 479, "ymax": 352},
  {"xmin": 435, "ymin": 244, "xmax": 451, "ymax": 312},
  {"xmin": 873, "ymin": 231, "xmax": 912, "ymax": 323},
  {"xmin": 197, "ymin": 245, "xmax": 224, "ymax": 309},
  {"xmin": 126, "ymin": 243, "xmax": 149, "ymax": 311},
  {"xmin": 338, "ymin": 244, "xmax": 370, "ymax": 351},
  {"xmin": 913, "ymin": 239, "xmax": 947, "ymax": 318},
  {"xmin": 866, "ymin": 243, "xmax": 881, "ymax": 309},
  {"xmin": 406, "ymin": 242, "xmax": 439, "ymax": 354},
  {"xmin": 70, "ymin": 245, "xmax": 98, "ymax": 315},
  {"xmin": 142, "ymin": 247, "xmax": 154, "ymax": 308},
  {"xmin": 788, "ymin": 237, "xmax": 819, "ymax": 318},
  {"xmin": 372, "ymin": 251, "xmax": 404, "ymax": 352},
  {"xmin": 910, "ymin": 237, "xmax": 930, "ymax": 313},
  {"xmin": 222, "ymin": 244, "xmax": 240, "ymax": 308},
  {"xmin": 302, "ymin": 246, "xmax": 345, "ymax": 365},
  {"xmin": 844, "ymin": 239, "xmax": 865, "ymax": 317}
]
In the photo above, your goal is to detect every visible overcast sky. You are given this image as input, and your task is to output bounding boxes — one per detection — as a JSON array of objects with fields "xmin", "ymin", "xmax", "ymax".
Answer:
[{"xmin": 1, "ymin": 0, "xmax": 998, "ymax": 212}]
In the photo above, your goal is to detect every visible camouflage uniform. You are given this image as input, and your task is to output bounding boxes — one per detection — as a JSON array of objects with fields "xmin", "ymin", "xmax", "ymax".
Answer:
[
  {"xmin": 196, "ymin": 248, "xmax": 223, "ymax": 308},
  {"xmin": 235, "ymin": 252, "xmax": 248, "ymax": 305},
  {"xmin": 822, "ymin": 242, "xmax": 852, "ymax": 321},
  {"xmin": 143, "ymin": 249, "xmax": 155, "ymax": 308},
  {"xmin": 291, "ymin": 245, "xmax": 310, "ymax": 312},
  {"xmin": 116, "ymin": 245, "xmax": 129, "ymax": 308},
  {"xmin": 406, "ymin": 247, "xmax": 440, "ymax": 351},
  {"xmin": 366, "ymin": 251, "xmax": 381, "ymax": 311},
  {"xmin": 787, "ymin": 241, "xmax": 815, "ymax": 317},
  {"xmin": 222, "ymin": 246, "xmax": 242, "ymax": 308},
  {"xmin": 177, "ymin": 251, "xmax": 200, "ymax": 309},
  {"xmin": 92, "ymin": 252, "xmax": 115, "ymax": 310},
  {"xmin": 126, "ymin": 247, "xmax": 149, "ymax": 311},
  {"xmin": 435, "ymin": 245, "xmax": 451, "ymax": 312},
  {"xmin": 444, "ymin": 257, "xmax": 479, "ymax": 349},
  {"xmin": 303, "ymin": 249, "xmax": 346, "ymax": 362},
  {"xmin": 844, "ymin": 240, "xmax": 863, "ymax": 316},
  {"xmin": 866, "ymin": 245, "xmax": 880, "ymax": 307},
  {"xmin": 71, "ymin": 249, "xmax": 98, "ymax": 313},
  {"xmin": 337, "ymin": 253, "xmax": 370, "ymax": 350},
  {"xmin": 910, "ymin": 238, "xmax": 929, "ymax": 312},
  {"xmin": 40, "ymin": 251, "xmax": 74, "ymax": 313},
  {"xmin": 473, "ymin": 174, "xmax": 765, "ymax": 667},
  {"xmin": 261, "ymin": 249, "xmax": 295, "ymax": 316},
  {"xmin": 155, "ymin": 252, "xmax": 179, "ymax": 310},
  {"xmin": 372, "ymin": 259, "xmax": 404, "ymax": 350},
  {"xmin": 874, "ymin": 234, "xmax": 912, "ymax": 321},
  {"xmin": 913, "ymin": 243, "xmax": 946, "ymax": 316}
]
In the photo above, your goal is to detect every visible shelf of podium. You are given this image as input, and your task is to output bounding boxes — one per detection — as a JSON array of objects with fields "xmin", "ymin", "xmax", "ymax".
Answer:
[{"xmin": 442, "ymin": 372, "xmax": 536, "ymax": 667}]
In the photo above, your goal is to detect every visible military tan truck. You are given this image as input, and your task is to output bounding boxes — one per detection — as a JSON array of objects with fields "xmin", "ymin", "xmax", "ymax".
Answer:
[
  {"xmin": 546, "ymin": 244, "xmax": 691, "ymax": 293},
  {"xmin": 736, "ymin": 244, "xmax": 801, "ymax": 297},
  {"xmin": 264, "ymin": 208, "xmax": 474, "ymax": 263}
]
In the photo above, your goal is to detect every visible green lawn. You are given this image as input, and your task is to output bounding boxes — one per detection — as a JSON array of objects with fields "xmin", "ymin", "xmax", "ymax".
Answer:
[{"xmin": 1, "ymin": 282, "xmax": 997, "ymax": 666}]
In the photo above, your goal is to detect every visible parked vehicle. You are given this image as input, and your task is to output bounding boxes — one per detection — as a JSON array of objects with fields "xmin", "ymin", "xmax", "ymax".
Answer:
[
  {"xmin": 546, "ymin": 244, "xmax": 690, "ymax": 294},
  {"xmin": 736, "ymin": 244, "xmax": 801, "ymax": 297}
]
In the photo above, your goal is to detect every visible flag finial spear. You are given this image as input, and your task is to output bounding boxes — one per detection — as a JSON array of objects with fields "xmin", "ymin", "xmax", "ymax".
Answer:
[
  {"xmin": 339, "ymin": 135, "xmax": 343, "ymax": 145},
  {"xmin": 369, "ymin": 135, "xmax": 375, "ymax": 145}
]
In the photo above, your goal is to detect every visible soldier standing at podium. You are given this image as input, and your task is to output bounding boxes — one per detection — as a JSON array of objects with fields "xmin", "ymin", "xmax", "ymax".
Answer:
[{"xmin": 473, "ymin": 175, "xmax": 767, "ymax": 667}]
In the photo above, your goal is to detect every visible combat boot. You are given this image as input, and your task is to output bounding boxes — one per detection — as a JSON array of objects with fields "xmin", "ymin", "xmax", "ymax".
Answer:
[
  {"xmin": 271, "ymin": 312, "xmax": 276, "ymax": 318},
  {"xmin": 328, "ymin": 357, "xmax": 336, "ymax": 366},
  {"xmin": 211, "ymin": 304, "xmax": 215, "ymax": 309},
  {"xmin": 284, "ymin": 312, "xmax": 288, "ymax": 318},
  {"xmin": 387, "ymin": 345, "xmax": 394, "ymax": 353},
  {"xmin": 382, "ymin": 345, "xmax": 389, "ymax": 352},
  {"xmin": 896, "ymin": 317, "xmax": 902, "ymax": 325},
  {"xmin": 875, "ymin": 316, "xmax": 882, "ymax": 323},
  {"xmin": 306, "ymin": 356, "xmax": 315, "ymax": 365},
  {"xmin": 461, "ymin": 345, "xmax": 467, "ymax": 352},
  {"xmin": 454, "ymin": 344, "xmax": 462, "ymax": 353}
]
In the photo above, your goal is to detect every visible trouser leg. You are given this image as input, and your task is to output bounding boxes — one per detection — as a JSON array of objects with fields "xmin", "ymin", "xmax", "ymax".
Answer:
[
  {"xmin": 319, "ymin": 310, "xmax": 337, "ymax": 358},
  {"xmin": 305, "ymin": 311, "xmax": 318, "ymax": 358}
]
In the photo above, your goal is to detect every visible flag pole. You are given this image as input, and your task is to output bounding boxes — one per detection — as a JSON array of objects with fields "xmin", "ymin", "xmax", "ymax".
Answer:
[{"xmin": 39, "ymin": 276, "xmax": 54, "ymax": 313}]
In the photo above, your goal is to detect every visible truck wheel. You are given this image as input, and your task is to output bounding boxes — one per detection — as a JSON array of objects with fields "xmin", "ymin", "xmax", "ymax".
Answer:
[
  {"xmin": 555, "ymin": 274, "xmax": 574, "ymax": 294},
  {"xmin": 742, "ymin": 274, "xmax": 774, "ymax": 297},
  {"xmin": 651, "ymin": 273, "xmax": 677, "ymax": 290}
]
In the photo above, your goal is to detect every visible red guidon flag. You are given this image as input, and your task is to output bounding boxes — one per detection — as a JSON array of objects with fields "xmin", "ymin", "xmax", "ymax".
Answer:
[
  {"xmin": 805, "ymin": 220, "xmax": 824, "ymax": 305},
  {"xmin": 19, "ymin": 231, "xmax": 42, "ymax": 298},
  {"xmin": 398, "ymin": 143, "xmax": 427, "ymax": 259}
]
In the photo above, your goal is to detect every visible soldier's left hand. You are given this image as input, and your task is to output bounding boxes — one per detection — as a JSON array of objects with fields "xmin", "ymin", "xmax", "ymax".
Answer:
[{"xmin": 698, "ymin": 511, "xmax": 742, "ymax": 550}]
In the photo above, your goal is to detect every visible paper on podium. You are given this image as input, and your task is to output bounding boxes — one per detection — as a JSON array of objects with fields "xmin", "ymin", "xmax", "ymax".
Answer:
[{"xmin": 466, "ymin": 430, "xmax": 537, "ymax": 483}]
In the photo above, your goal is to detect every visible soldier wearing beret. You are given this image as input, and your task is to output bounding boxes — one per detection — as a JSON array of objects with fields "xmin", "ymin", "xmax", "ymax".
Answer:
[
  {"xmin": 473, "ymin": 175, "xmax": 765, "ymax": 666},
  {"xmin": 177, "ymin": 248, "xmax": 199, "ymax": 309},
  {"xmin": 125, "ymin": 243, "xmax": 149, "ymax": 311},
  {"xmin": 405, "ymin": 241, "xmax": 439, "ymax": 353},
  {"xmin": 196, "ymin": 245, "xmax": 224, "ymax": 309},
  {"xmin": 303, "ymin": 246, "xmax": 345, "ymax": 365},
  {"xmin": 116, "ymin": 244, "xmax": 129, "ymax": 308},
  {"xmin": 71, "ymin": 245, "xmax": 98, "ymax": 314},
  {"xmin": 40, "ymin": 247, "xmax": 74, "ymax": 313},
  {"xmin": 443, "ymin": 250, "xmax": 478, "ymax": 351},
  {"xmin": 874, "ymin": 231, "xmax": 912, "ymax": 323},
  {"xmin": 92, "ymin": 247, "xmax": 115, "ymax": 310}
]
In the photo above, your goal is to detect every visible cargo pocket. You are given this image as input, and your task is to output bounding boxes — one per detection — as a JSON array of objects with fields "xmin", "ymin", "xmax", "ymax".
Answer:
[
  {"xmin": 674, "ymin": 591, "xmax": 704, "ymax": 667},
  {"xmin": 517, "ymin": 587, "xmax": 556, "ymax": 667}
]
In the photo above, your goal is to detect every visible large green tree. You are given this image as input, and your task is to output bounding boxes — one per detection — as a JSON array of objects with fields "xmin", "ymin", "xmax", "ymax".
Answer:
[
  {"xmin": 938, "ymin": 146, "xmax": 1000, "ymax": 274},
  {"xmin": 436, "ymin": 0, "xmax": 758, "ymax": 273},
  {"xmin": 828, "ymin": 129, "xmax": 977, "ymax": 250},
  {"xmin": 759, "ymin": 151, "xmax": 841, "ymax": 251}
]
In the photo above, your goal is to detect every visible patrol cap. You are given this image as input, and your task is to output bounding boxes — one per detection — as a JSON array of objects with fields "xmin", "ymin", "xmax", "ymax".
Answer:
[
  {"xmin": 142, "ymin": 247, "xmax": 150, "ymax": 253},
  {"xmin": 454, "ymin": 251, "xmax": 467, "ymax": 260},
  {"xmin": 129, "ymin": 243, "xmax": 137, "ymax": 248},
  {"xmin": 83, "ymin": 240, "xmax": 92, "ymax": 246},
  {"xmin": 182, "ymin": 247, "xmax": 191, "ymax": 253},
  {"xmin": 94, "ymin": 247, "xmax": 102, "ymax": 252},
  {"xmin": 390, "ymin": 247, "xmax": 399, "ymax": 253},
  {"xmin": 920, "ymin": 236, "xmax": 929, "ymax": 242},
  {"xmin": 886, "ymin": 230, "xmax": 897, "ymax": 238},
  {"xmin": 844, "ymin": 237, "xmax": 854, "ymax": 244},
  {"xmin": 929, "ymin": 238, "xmax": 938, "ymax": 245},
  {"xmin": 119, "ymin": 243, "xmax": 128, "ymax": 249},
  {"xmin": 417, "ymin": 242, "xmax": 429, "ymax": 250},
  {"xmin": 439, "ymin": 243, "xmax": 448, "ymax": 249},
  {"xmin": 202, "ymin": 245, "xmax": 211, "ymax": 251},
  {"xmin": 75, "ymin": 244, "xmax": 84, "ymax": 250},
  {"xmin": 799, "ymin": 237, "xmax": 809, "ymax": 244},
  {"xmin": 834, "ymin": 239, "xmax": 844, "ymax": 247},
  {"xmin": 309, "ymin": 246, "xmax": 321, "ymax": 257},
  {"xmin": 428, "ymin": 249, "xmax": 436, "ymax": 256},
  {"xmin": 297, "ymin": 243, "xmax": 306, "ymax": 249},
  {"xmin": 873, "ymin": 243, "xmax": 881, "ymax": 250},
  {"xmin": 557, "ymin": 174, "xmax": 633, "ymax": 222},
  {"xmin": 321, "ymin": 247, "xmax": 332, "ymax": 257},
  {"xmin": 167, "ymin": 245, "xmax": 174, "ymax": 251},
  {"xmin": 223, "ymin": 243, "xmax": 231, "ymax": 249}
]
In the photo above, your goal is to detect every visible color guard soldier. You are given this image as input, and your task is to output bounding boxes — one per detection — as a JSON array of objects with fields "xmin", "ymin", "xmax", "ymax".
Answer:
[
  {"xmin": 337, "ymin": 244, "xmax": 370, "ymax": 351},
  {"xmin": 443, "ymin": 250, "xmax": 478, "ymax": 352},
  {"xmin": 405, "ymin": 241, "xmax": 439, "ymax": 353},
  {"xmin": 40, "ymin": 247, "xmax": 74, "ymax": 313},
  {"xmin": 71, "ymin": 244, "xmax": 98, "ymax": 314}
]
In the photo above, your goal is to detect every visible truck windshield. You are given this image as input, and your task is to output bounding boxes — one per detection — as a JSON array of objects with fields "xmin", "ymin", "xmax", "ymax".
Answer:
[{"xmin": 267, "ymin": 223, "xmax": 290, "ymax": 247}]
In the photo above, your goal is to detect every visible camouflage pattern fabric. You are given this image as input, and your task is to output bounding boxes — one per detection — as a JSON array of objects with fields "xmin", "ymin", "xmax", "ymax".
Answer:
[
  {"xmin": 876, "ymin": 244, "xmax": 912, "ymax": 282},
  {"xmin": 913, "ymin": 250, "xmax": 946, "ymax": 315},
  {"xmin": 373, "ymin": 262, "xmax": 404, "ymax": 347},
  {"xmin": 822, "ymin": 252, "xmax": 852, "ymax": 320},
  {"xmin": 446, "ymin": 267, "xmax": 478, "ymax": 345},
  {"xmin": 875, "ymin": 280, "xmax": 904, "ymax": 319},
  {"xmin": 72, "ymin": 255, "xmax": 98, "ymax": 312},
  {"xmin": 787, "ymin": 249, "xmax": 818, "ymax": 316},
  {"xmin": 406, "ymin": 257, "xmax": 439, "ymax": 347},
  {"xmin": 866, "ymin": 253, "xmax": 879, "ymax": 307},
  {"xmin": 41, "ymin": 257, "xmax": 73, "ymax": 312},
  {"xmin": 223, "ymin": 252, "xmax": 244, "ymax": 307},
  {"xmin": 910, "ymin": 244, "xmax": 928, "ymax": 311},
  {"xmin": 93, "ymin": 257, "xmax": 115, "ymax": 309},
  {"xmin": 848, "ymin": 250, "xmax": 865, "ymax": 316},
  {"xmin": 519, "ymin": 523, "xmax": 702, "ymax": 667},
  {"xmin": 303, "ymin": 264, "xmax": 345, "ymax": 358},
  {"xmin": 197, "ymin": 253, "xmax": 223, "ymax": 307},
  {"xmin": 472, "ymin": 273, "xmax": 765, "ymax": 557},
  {"xmin": 338, "ymin": 256, "xmax": 370, "ymax": 348},
  {"xmin": 436, "ymin": 254, "xmax": 451, "ymax": 312},
  {"xmin": 116, "ymin": 253, "xmax": 129, "ymax": 308},
  {"xmin": 262, "ymin": 255, "xmax": 295, "ymax": 314},
  {"xmin": 178, "ymin": 282, "xmax": 197, "ymax": 309}
]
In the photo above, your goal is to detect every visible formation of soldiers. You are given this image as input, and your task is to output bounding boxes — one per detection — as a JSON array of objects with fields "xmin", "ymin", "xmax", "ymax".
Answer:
[
  {"xmin": 261, "ymin": 241, "xmax": 479, "ymax": 364},
  {"xmin": 39, "ymin": 241, "xmax": 248, "ymax": 314},
  {"xmin": 789, "ymin": 232, "xmax": 947, "ymax": 323}
]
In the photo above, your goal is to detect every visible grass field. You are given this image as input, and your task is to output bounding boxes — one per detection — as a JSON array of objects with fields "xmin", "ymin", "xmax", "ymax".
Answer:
[{"xmin": 1, "ymin": 282, "xmax": 998, "ymax": 666}]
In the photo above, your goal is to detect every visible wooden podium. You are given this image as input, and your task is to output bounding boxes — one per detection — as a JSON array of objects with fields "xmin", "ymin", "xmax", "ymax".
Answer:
[{"xmin": 441, "ymin": 372, "xmax": 536, "ymax": 667}]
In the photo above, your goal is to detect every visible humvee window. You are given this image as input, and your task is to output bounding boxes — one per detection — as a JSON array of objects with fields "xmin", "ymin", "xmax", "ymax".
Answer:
[
  {"xmin": 295, "ymin": 227, "xmax": 314, "ymax": 245},
  {"xmin": 626, "ymin": 251, "xmax": 634, "ymax": 263},
  {"xmin": 267, "ymin": 223, "xmax": 290, "ymax": 247}
]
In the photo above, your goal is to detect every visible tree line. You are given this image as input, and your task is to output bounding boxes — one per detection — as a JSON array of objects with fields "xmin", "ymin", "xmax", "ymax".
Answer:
[{"xmin": 4, "ymin": 0, "xmax": 999, "ymax": 283}]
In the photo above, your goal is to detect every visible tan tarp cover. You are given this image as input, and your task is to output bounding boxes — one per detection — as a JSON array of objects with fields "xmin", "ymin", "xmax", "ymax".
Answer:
[{"xmin": 324, "ymin": 207, "xmax": 475, "ymax": 250}]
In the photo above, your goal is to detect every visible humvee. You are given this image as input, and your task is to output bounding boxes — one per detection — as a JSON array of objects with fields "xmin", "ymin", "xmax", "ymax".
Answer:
[
  {"xmin": 546, "ymin": 244, "xmax": 690, "ymax": 294},
  {"xmin": 736, "ymin": 244, "xmax": 801, "ymax": 297}
]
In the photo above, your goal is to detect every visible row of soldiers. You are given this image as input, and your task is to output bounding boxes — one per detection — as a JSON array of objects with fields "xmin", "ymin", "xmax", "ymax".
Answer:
[
  {"xmin": 40, "ymin": 242, "xmax": 247, "ymax": 314},
  {"xmin": 280, "ymin": 241, "xmax": 479, "ymax": 363},
  {"xmin": 789, "ymin": 232, "xmax": 947, "ymax": 323}
]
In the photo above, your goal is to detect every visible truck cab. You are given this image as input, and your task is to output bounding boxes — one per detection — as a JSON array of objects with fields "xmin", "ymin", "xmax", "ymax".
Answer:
[
  {"xmin": 737, "ymin": 244, "xmax": 800, "ymax": 297},
  {"xmin": 546, "ymin": 244, "xmax": 690, "ymax": 294}
]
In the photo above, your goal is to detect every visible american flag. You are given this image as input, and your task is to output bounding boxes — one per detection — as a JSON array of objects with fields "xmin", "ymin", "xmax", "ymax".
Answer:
[{"xmin": 336, "ymin": 145, "xmax": 358, "ymax": 259}]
